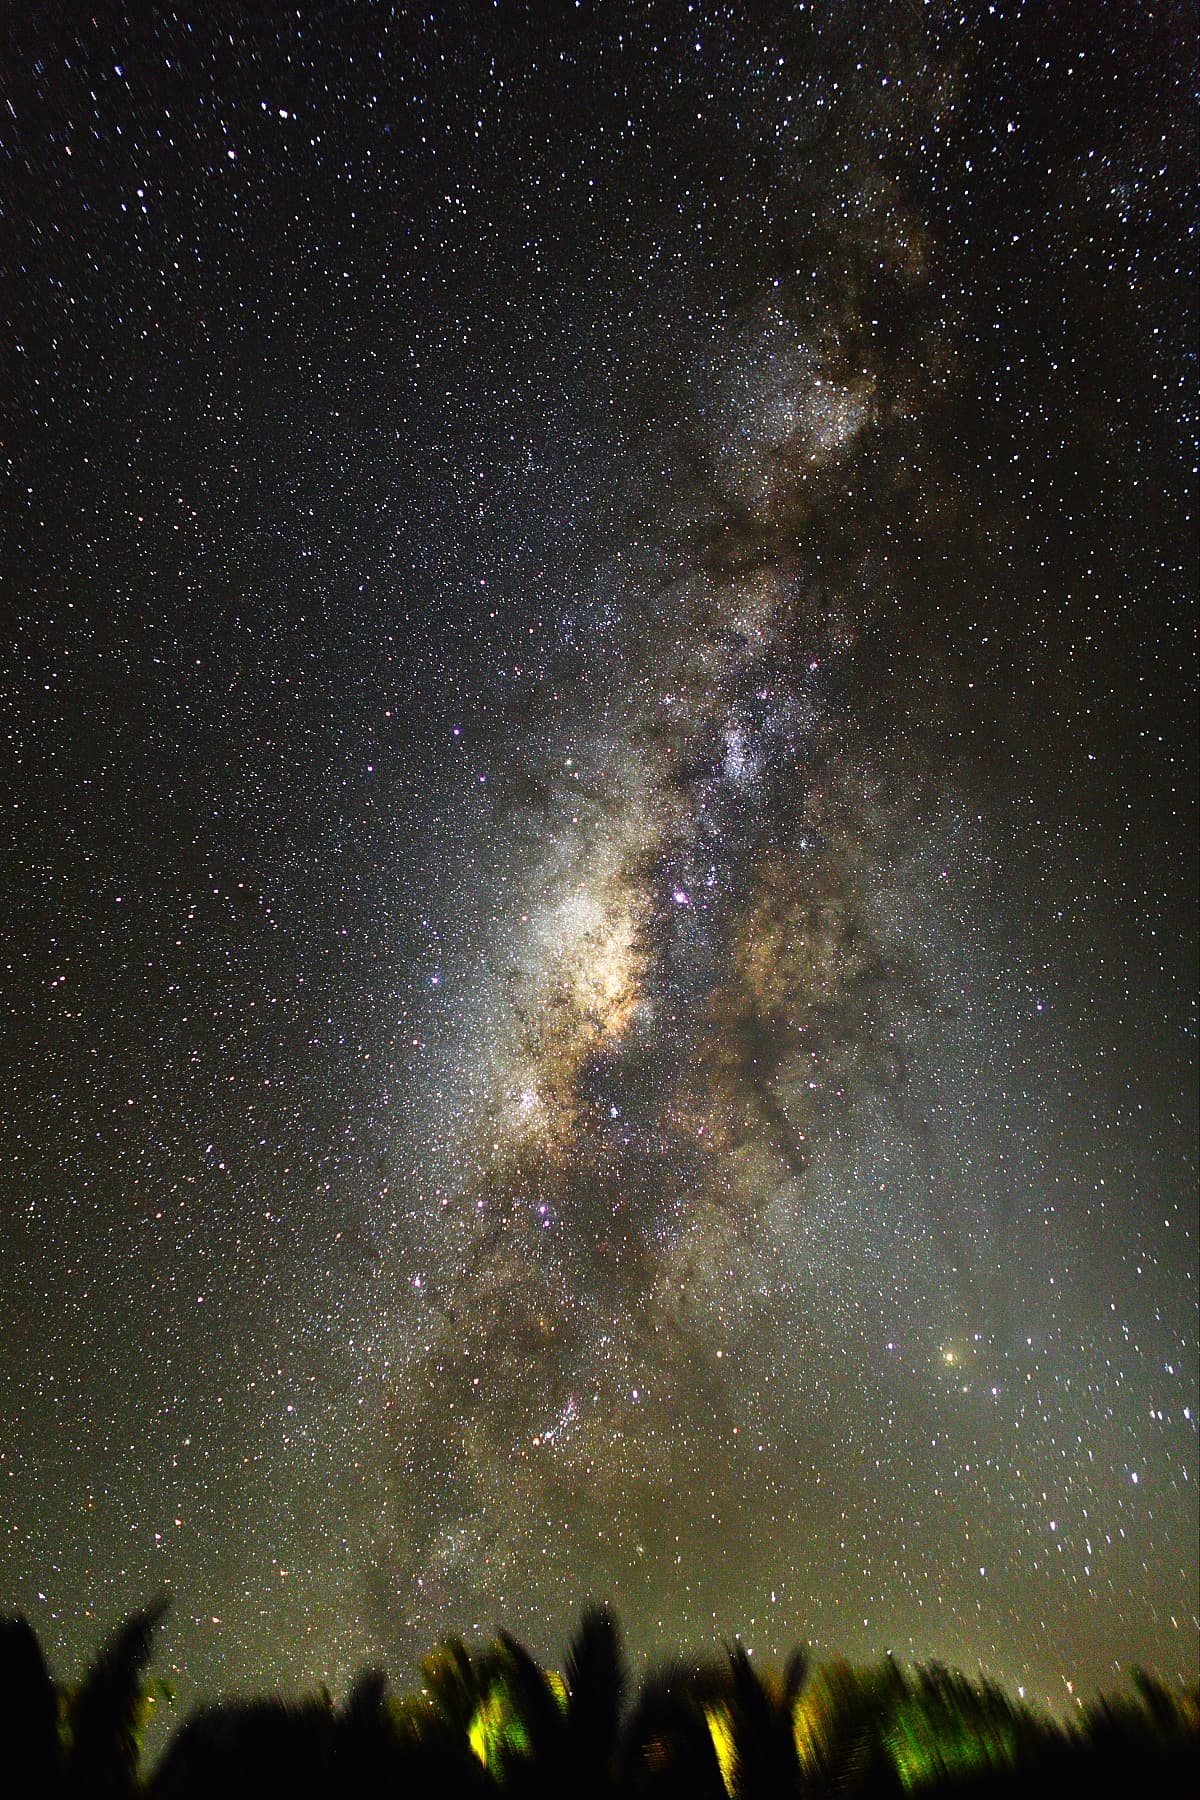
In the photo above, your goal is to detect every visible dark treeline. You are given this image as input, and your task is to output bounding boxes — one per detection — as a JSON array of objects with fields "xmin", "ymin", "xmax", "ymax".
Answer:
[{"xmin": 1, "ymin": 1601, "xmax": 1196, "ymax": 1798}]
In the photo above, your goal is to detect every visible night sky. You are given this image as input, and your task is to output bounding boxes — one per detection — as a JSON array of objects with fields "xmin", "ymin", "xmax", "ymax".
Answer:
[{"xmin": 2, "ymin": 0, "xmax": 1196, "ymax": 1720}]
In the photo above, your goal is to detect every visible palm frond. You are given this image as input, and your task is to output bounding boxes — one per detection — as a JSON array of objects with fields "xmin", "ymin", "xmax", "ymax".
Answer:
[{"xmin": 65, "ymin": 1595, "xmax": 169, "ymax": 1799}]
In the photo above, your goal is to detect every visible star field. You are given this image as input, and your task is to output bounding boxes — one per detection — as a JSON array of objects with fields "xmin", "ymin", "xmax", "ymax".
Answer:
[{"xmin": 1, "ymin": 0, "xmax": 1195, "ymax": 1723}]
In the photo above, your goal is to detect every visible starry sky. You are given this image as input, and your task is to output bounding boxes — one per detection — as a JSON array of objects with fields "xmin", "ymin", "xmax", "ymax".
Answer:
[{"xmin": 2, "ymin": 0, "xmax": 1195, "ymax": 1720}]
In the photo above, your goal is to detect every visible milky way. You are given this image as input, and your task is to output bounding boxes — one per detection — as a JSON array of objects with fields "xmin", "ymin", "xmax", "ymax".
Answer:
[
  {"xmin": 366, "ymin": 107, "xmax": 968, "ymax": 1650},
  {"xmin": 2, "ymin": 0, "xmax": 1195, "ymax": 1716}
]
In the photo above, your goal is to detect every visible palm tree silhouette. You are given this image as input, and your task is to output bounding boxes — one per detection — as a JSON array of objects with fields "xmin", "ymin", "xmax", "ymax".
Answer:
[
  {"xmin": 724, "ymin": 1641, "xmax": 809, "ymax": 1799},
  {"xmin": 329, "ymin": 1667, "xmax": 393, "ymax": 1798},
  {"xmin": 618, "ymin": 1659, "xmax": 727, "ymax": 1798},
  {"xmin": 62, "ymin": 1596, "xmax": 169, "ymax": 1800},
  {"xmin": 6, "ymin": 1599, "xmax": 1197, "ymax": 1797},
  {"xmin": 149, "ymin": 1694, "xmax": 332, "ymax": 1799},
  {"xmin": 801, "ymin": 1658, "xmax": 906, "ymax": 1799},
  {"xmin": 0, "ymin": 1614, "xmax": 60, "ymax": 1799},
  {"xmin": 411, "ymin": 1607, "xmax": 626, "ymax": 1798},
  {"xmin": 492, "ymin": 1629, "xmax": 568, "ymax": 1797},
  {"xmin": 565, "ymin": 1605, "xmax": 627, "ymax": 1799}
]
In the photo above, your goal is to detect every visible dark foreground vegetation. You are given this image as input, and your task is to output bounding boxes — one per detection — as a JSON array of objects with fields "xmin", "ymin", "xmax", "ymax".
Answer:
[{"xmin": 1, "ymin": 1601, "xmax": 1195, "ymax": 1798}]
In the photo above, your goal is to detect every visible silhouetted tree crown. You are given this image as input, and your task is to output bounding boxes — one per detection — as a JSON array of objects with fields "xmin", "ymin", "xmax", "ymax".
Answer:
[{"xmin": 0, "ymin": 1601, "xmax": 1194, "ymax": 1799}]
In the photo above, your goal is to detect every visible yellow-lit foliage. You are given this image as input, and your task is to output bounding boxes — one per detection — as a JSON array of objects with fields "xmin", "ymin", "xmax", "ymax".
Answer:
[
  {"xmin": 884, "ymin": 1669, "xmax": 1020, "ymax": 1791},
  {"xmin": 704, "ymin": 1701, "xmax": 736, "ymax": 1796},
  {"xmin": 466, "ymin": 1660, "xmax": 567, "ymax": 1777},
  {"xmin": 468, "ymin": 1684, "xmax": 530, "ymax": 1771}
]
